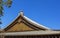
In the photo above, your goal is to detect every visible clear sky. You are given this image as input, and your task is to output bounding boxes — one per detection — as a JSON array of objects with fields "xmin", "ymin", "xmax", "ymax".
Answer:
[{"xmin": 0, "ymin": 0, "xmax": 60, "ymax": 30}]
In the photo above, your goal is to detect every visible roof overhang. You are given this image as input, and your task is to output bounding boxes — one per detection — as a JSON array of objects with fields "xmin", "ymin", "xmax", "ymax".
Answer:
[{"xmin": 0, "ymin": 30, "xmax": 60, "ymax": 36}]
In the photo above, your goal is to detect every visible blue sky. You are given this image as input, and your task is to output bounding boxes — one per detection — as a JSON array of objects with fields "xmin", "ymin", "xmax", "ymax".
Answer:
[{"xmin": 0, "ymin": 0, "xmax": 60, "ymax": 30}]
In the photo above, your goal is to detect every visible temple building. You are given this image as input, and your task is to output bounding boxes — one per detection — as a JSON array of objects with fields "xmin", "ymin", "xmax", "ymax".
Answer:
[{"xmin": 0, "ymin": 11, "xmax": 60, "ymax": 38}]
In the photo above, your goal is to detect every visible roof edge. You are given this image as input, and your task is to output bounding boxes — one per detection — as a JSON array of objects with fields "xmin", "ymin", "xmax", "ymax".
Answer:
[{"xmin": 3, "ymin": 11, "xmax": 51, "ymax": 31}]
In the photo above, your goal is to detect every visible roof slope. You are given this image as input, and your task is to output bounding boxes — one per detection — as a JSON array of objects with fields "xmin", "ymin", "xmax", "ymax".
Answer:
[
  {"xmin": 4, "ymin": 11, "xmax": 51, "ymax": 32},
  {"xmin": 23, "ymin": 16, "xmax": 50, "ymax": 30}
]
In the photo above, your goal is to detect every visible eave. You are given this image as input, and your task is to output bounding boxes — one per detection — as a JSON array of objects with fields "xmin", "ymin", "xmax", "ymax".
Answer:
[{"xmin": 0, "ymin": 30, "xmax": 60, "ymax": 36}]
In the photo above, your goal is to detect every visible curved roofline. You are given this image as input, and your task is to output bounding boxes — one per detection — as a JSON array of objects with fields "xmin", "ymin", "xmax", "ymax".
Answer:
[
  {"xmin": 23, "ymin": 16, "xmax": 51, "ymax": 30},
  {"xmin": 3, "ymin": 11, "xmax": 51, "ymax": 30}
]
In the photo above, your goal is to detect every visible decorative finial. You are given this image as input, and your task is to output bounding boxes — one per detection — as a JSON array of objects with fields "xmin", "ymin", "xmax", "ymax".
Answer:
[
  {"xmin": 20, "ymin": 10, "xmax": 24, "ymax": 16},
  {"xmin": 18, "ymin": 10, "xmax": 24, "ymax": 16}
]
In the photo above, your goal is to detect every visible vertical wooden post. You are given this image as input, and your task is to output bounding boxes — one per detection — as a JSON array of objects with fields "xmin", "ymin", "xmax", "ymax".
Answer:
[
  {"xmin": 55, "ymin": 36, "xmax": 57, "ymax": 38},
  {"xmin": 58, "ymin": 36, "xmax": 60, "ymax": 38}
]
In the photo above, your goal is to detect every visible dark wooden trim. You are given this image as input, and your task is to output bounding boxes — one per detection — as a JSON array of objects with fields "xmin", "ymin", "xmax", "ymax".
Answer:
[
  {"xmin": 5, "ymin": 34, "xmax": 60, "ymax": 38},
  {"xmin": 4, "ymin": 22, "xmax": 18, "ymax": 31},
  {"xmin": 21, "ymin": 21, "xmax": 39, "ymax": 30},
  {"xmin": 4, "ymin": 15, "xmax": 22, "ymax": 31},
  {"xmin": 22, "ymin": 18, "xmax": 46, "ymax": 30}
]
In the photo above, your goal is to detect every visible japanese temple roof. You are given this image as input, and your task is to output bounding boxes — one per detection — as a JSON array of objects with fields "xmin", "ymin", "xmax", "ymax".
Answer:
[
  {"xmin": 0, "ymin": 11, "xmax": 60, "ymax": 36},
  {"xmin": 3, "ymin": 11, "xmax": 50, "ymax": 31}
]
